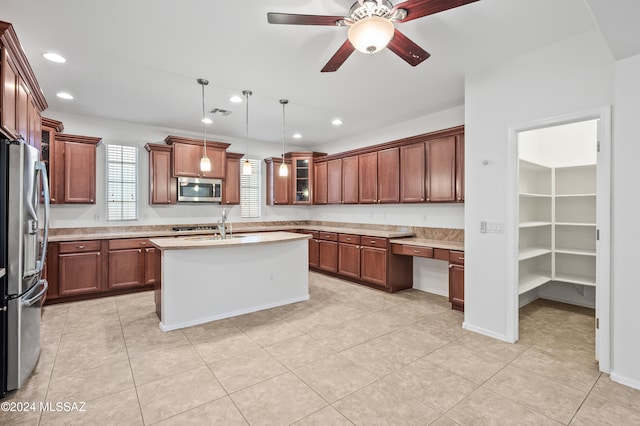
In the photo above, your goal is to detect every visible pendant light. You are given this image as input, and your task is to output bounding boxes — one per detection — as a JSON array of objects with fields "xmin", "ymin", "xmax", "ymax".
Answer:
[
  {"xmin": 242, "ymin": 90, "xmax": 253, "ymax": 176},
  {"xmin": 197, "ymin": 78, "xmax": 212, "ymax": 173},
  {"xmin": 279, "ymin": 99, "xmax": 289, "ymax": 177}
]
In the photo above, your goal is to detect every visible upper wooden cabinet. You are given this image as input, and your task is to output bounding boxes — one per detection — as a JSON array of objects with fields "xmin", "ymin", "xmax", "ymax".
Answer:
[
  {"xmin": 342, "ymin": 156, "xmax": 359, "ymax": 204},
  {"xmin": 55, "ymin": 133, "xmax": 102, "ymax": 204},
  {"xmin": 358, "ymin": 152, "xmax": 378, "ymax": 204},
  {"xmin": 264, "ymin": 157, "xmax": 291, "ymax": 205},
  {"xmin": 314, "ymin": 161, "xmax": 328, "ymax": 205},
  {"xmin": 164, "ymin": 135, "xmax": 229, "ymax": 179},
  {"xmin": 426, "ymin": 135, "xmax": 463, "ymax": 202},
  {"xmin": 223, "ymin": 152, "xmax": 243, "ymax": 205},
  {"xmin": 377, "ymin": 147, "xmax": 400, "ymax": 203},
  {"xmin": 327, "ymin": 158, "xmax": 343, "ymax": 204},
  {"xmin": 40, "ymin": 118, "xmax": 64, "ymax": 203},
  {"xmin": 145, "ymin": 143, "xmax": 176, "ymax": 205},
  {"xmin": 1, "ymin": 21, "xmax": 48, "ymax": 143},
  {"xmin": 400, "ymin": 142, "xmax": 426, "ymax": 203}
]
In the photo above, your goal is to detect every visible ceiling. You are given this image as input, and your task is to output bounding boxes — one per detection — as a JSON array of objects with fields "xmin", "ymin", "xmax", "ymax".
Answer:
[{"xmin": 0, "ymin": 0, "xmax": 617, "ymax": 148}]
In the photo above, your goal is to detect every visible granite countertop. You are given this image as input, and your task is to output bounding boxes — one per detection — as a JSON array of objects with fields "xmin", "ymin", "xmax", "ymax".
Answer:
[
  {"xmin": 150, "ymin": 231, "xmax": 310, "ymax": 250},
  {"xmin": 48, "ymin": 224, "xmax": 414, "ymax": 242},
  {"xmin": 0, "ymin": 268, "xmax": 5, "ymax": 279},
  {"xmin": 389, "ymin": 237, "xmax": 464, "ymax": 251}
]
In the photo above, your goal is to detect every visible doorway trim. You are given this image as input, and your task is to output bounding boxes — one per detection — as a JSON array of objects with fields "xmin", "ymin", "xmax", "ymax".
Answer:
[{"xmin": 506, "ymin": 106, "xmax": 611, "ymax": 372}]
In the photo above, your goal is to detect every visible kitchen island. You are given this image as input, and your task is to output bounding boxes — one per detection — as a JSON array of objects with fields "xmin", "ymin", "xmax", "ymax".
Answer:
[{"xmin": 150, "ymin": 231, "xmax": 311, "ymax": 331}]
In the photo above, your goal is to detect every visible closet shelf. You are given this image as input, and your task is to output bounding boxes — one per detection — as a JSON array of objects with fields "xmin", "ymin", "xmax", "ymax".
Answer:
[
  {"xmin": 519, "ymin": 274, "xmax": 551, "ymax": 295},
  {"xmin": 519, "ymin": 221, "xmax": 552, "ymax": 228},
  {"xmin": 519, "ymin": 192, "xmax": 552, "ymax": 198},
  {"xmin": 519, "ymin": 248, "xmax": 552, "ymax": 261},
  {"xmin": 553, "ymin": 274, "xmax": 596, "ymax": 287},
  {"xmin": 555, "ymin": 248, "xmax": 596, "ymax": 256},
  {"xmin": 555, "ymin": 193, "xmax": 596, "ymax": 198},
  {"xmin": 555, "ymin": 222, "xmax": 596, "ymax": 227}
]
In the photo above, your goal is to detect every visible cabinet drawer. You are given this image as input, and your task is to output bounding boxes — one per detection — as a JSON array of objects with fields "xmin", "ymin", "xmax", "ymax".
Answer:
[
  {"xmin": 339, "ymin": 234, "xmax": 360, "ymax": 244},
  {"xmin": 300, "ymin": 230, "xmax": 319, "ymax": 239},
  {"xmin": 449, "ymin": 250, "xmax": 465, "ymax": 265},
  {"xmin": 392, "ymin": 244, "xmax": 433, "ymax": 258},
  {"xmin": 59, "ymin": 240, "xmax": 101, "ymax": 254},
  {"xmin": 360, "ymin": 236, "xmax": 386, "ymax": 248},
  {"xmin": 108, "ymin": 238, "xmax": 152, "ymax": 250},
  {"xmin": 318, "ymin": 232, "xmax": 338, "ymax": 241},
  {"xmin": 433, "ymin": 248, "xmax": 450, "ymax": 261}
]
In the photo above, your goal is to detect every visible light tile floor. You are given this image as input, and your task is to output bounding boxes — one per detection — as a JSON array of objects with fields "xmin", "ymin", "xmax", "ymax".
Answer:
[{"xmin": 3, "ymin": 272, "xmax": 640, "ymax": 425}]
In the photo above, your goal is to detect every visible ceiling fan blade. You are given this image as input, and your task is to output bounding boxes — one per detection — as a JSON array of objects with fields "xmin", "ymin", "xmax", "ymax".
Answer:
[
  {"xmin": 321, "ymin": 40, "xmax": 356, "ymax": 73},
  {"xmin": 395, "ymin": 0, "xmax": 479, "ymax": 23},
  {"xmin": 386, "ymin": 29, "xmax": 430, "ymax": 66},
  {"xmin": 267, "ymin": 12, "xmax": 344, "ymax": 26}
]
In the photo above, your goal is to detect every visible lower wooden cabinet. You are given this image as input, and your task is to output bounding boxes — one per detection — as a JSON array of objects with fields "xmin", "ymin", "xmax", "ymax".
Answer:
[
  {"xmin": 360, "ymin": 237, "xmax": 388, "ymax": 287},
  {"xmin": 58, "ymin": 241, "xmax": 102, "ymax": 297},
  {"xmin": 45, "ymin": 238, "xmax": 156, "ymax": 304},
  {"xmin": 337, "ymin": 234, "xmax": 360, "ymax": 279},
  {"xmin": 301, "ymin": 231, "xmax": 319, "ymax": 268},
  {"xmin": 318, "ymin": 232, "xmax": 338, "ymax": 273},
  {"xmin": 449, "ymin": 250, "xmax": 465, "ymax": 312}
]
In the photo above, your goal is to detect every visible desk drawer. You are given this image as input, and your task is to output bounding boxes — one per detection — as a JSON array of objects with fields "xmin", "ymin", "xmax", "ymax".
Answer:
[
  {"xmin": 108, "ymin": 238, "xmax": 152, "ymax": 250},
  {"xmin": 59, "ymin": 240, "xmax": 101, "ymax": 254},
  {"xmin": 361, "ymin": 236, "xmax": 386, "ymax": 248},
  {"xmin": 392, "ymin": 244, "xmax": 433, "ymax": 258}
]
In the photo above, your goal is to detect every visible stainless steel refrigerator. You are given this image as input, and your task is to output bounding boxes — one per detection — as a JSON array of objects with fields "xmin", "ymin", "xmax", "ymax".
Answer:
[{"xmin": 0, "ymin": 139, "xmax": 50, "ymax": 396}]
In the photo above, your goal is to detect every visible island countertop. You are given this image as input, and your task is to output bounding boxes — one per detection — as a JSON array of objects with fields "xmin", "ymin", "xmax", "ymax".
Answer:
[{"xmin": 149, "ymin": 231, "xmax": 310, "ymax": 250}]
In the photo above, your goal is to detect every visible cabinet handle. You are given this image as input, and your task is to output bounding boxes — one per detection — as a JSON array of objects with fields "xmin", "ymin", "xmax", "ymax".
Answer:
[
  {"xmin": 426, "ymin": 198, "xmax": 430, "ymax": 202},
  {"xmin": 413, "ymin": 249, "xmax": 421, "ymax": 253},
  {"xmin": 77, "ymin": 245, "xmax": 85, "ymax": 249},
  {"xmin": 345, "ymin": 238, "xmax": 351, "ymax": 241},
  {"xmin": 370, "ymin": 241, "xmax": 376, "ymax": 244},
  {"xmin": 449, "ymin": 264, "xmax": 453, "ymax": 269},
  {"xmin": 140, "ymin": 241, "xmax": 147, "ymax": 245},
  {"xmin": 51, "ymin": 198, "xmax": 56, "ymax": 202},
  {"xmin": 420, "ymin": 198, "xmax": 424, "ymax": 201},
  {"xmin": 457, "ymin": 197, "xmax": 462, "ymax": 201},
  {"xmin": 138, "ymin": 249, "xmax": 142, "ymax": 253},
  {"xmin": 97, "ymin": 252, "xmax": 100, "ymax": 256},
  {"xmin": 90, "ymin": 199, "xmax": 94, "ymax": 203}
]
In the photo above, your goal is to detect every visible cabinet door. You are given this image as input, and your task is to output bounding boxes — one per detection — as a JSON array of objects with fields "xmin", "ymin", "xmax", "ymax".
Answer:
[
  {"xmin": 449, "ymin": 264, "xmax": 464, "ymax": 311},
  {"xmin": 149, "ymin": 149, "xmax": 176, "ymax": 204},
  {"xmin": 202, "ymin": 146, "xmax": 226, "ymax": 179},
  {"xmin": 426, "ymin": 136, "xmax": 457, "ymax": 202},
  {"xmin": 273, "ymin": 163, "xmax": 290, "ymax": 205},
  {"xmin": 15, "ymin": 77, "xmax": 29, "ymax": 143},
  {"xmin": 377, "ymin": 147, "xmax": 399, "ymax": 203},
  {"xmin": 314, "ymin": 161, "xmax": 327, "ymax": 205},
  {"xmin": 292, "ymin": 157, "xmax": 312, "ymax": 204},
  {"xmin": 308, "ymin": 237, "xmax": 319, "ymax": 268},
  {"xmin": 58, "ymin": 252, "xmax": 102, "ymax": 296},
  {"xmin": 172, "ymin": 143, "xmax": 202, "ymax": 177},
  {"xmin": 27, "ymin": 98, "xmax": 41, "ymax": 148},
  {"xmin": 338, "ymin": 243, "xmax": 360, "ymax": 279},
  {"xmin": 223, "ymin": 157, "xmax": 240, "ymax": 205},
  {"xmin": 108, "ymin": 249, "xmax": 144, "ymax": 289},
  {"xmin": 358, "ymin": 152, "xmax": 378, "ymax": 204},
  {"xmin": 63, "ymin": 141, "xmax": 96, "ymax": 203},
  {"xmin": 400, "ymin": 142, "xmax": 426, "ymax": 203},
  {"xmin": 342, "ymin": 156, "xmax": 359, "ymax": 204},
  {"xmin": 1, "ymin": 52, "xmax": 18, "ymax": 137},
  {"xmin": 456, "ymin": 134, "xmax": 464, "ymax": 202},
  {"xmin": 318, "ymin": 240, "xmax": 338, "ymax": 273},
  {"xmin": 327, "ymin": 159, "xmax": 342, "ymax": 204},
  {"xmin": 144, "ymin": 247, "xmax": 158, "ymax": 285},
  {"xmin": 360, "ymin": 246, "xmax": 387, "ymax": 287}
]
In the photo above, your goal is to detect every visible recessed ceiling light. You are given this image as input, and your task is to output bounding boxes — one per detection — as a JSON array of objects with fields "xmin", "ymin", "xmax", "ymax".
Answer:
[
  {"xmin": 56, "ymin": 92, "xmax": 74, "ymax": 100},
  {"xmin": 43, "ymin": 52, "xmax": 66, "ymax": 63},
  {"xmin": 332, "ymin": 119, "xmax": 343, "ymax": 126},
  {"xmin": 229, "ymin": 95, "xmax": 242, "ymax": 103},
  {"xmin": 293, "ymin": 133, "xmax": 302, "ymax": 139},
  {"xmin": 201, "ymin": 117, "xmax": 213, "ymax": 124}
]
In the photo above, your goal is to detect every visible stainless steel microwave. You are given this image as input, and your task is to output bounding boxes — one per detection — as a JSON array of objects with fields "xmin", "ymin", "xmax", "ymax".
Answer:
[{"xmin": 177, "ymin": 177, "xmax": 222, "ymax": 203}]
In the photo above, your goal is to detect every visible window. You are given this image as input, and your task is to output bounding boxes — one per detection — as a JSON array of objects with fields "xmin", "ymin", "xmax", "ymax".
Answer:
[
  {"xmin": 241, "ymin": 159, "xmax": 260, "ymax": 218},
  {"xmin": 107, "ymin": 144, "xmax": 138, "ymax": 221}
]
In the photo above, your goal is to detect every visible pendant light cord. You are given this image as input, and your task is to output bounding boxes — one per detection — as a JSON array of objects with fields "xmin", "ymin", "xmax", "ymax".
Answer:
[
  {"xmin": 280, "ymin": 99, "xmax": 288, "ymax": 160},
  {"xmin": 201, "ymin": 81, "xmax": 207, "ymax": 155}
]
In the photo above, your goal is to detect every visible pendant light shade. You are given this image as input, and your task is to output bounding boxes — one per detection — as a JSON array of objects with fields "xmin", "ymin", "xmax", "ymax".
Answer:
[
  {"xmin": 279, "ymin": 99, "xmax": 289, "ymax": 177},
  {"xmin": 242, "ymin": 90, "xmax": 253, "ymax": 176},
  {"xmin": 197, "ymin": 78, "xmax": 212, "ymax": 172}
]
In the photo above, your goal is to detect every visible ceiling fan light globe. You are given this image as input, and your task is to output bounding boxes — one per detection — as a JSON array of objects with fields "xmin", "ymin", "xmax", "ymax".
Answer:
[{"xmin": 348, "ymin": 16, "xmax": 394, "ymax": 54}]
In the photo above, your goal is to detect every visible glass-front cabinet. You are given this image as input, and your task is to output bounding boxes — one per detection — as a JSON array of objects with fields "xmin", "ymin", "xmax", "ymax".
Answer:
[{"xmin": 294, "ymin": 157, "xmax": 310, "ymax": 203}]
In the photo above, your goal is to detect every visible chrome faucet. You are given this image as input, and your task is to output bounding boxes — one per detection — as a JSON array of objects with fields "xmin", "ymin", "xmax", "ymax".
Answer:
[{"xmin": 217, "ymin": 208, "xmax": 227, "ymax": 239}]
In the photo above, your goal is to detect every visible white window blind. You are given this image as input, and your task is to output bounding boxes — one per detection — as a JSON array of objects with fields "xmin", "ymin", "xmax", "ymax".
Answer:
[
  {"xmin": 107, "ymin": 144, "xmax": 138, "ymax": 221},
  {"xmin": 241, "ymin": 159, "xmax": 261, "ymax": 218}
]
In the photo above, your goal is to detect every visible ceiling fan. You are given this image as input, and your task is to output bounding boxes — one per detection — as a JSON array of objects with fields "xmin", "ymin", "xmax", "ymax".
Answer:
[{"xmin": 267, "ymin": 0, "xmax": 479, "ymax": 72}]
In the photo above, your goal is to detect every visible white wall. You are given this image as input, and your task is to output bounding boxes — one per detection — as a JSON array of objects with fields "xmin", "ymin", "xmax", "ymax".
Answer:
[
  {"xmin": 45, "ymin": 111, "xmax": 309, "ymax": 228},
  {"xmin": 611, "ymin": 53, "xmax": 640, "ymax": 389},
  {"xmin": 464, "ymin": 29, "xmax": 614, "ymax": 341}
]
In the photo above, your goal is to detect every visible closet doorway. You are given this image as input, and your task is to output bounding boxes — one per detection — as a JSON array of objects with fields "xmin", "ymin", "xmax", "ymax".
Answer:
[{"xmin": 510, "ymin": 108, "xmax": 611, "ymax": 372}]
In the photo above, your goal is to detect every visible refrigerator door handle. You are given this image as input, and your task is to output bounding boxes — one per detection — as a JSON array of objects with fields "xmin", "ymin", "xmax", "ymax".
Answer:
[
  {"xmin": 34, "ymin": 161, "xmax": 50, "ymax": 274},
  {"xmin": 21, "ymin": 279, "xmax": 48, "ymax": 307}
]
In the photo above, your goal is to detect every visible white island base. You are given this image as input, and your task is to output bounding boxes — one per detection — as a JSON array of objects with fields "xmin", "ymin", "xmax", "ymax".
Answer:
[{"xmin": 150, "ymin": 232, "xmax": 310, "ymax": 331}]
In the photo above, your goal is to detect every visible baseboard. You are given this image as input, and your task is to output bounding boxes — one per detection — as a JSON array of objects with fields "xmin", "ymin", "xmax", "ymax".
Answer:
[
  {"xmin": 539, "ymin": 294, "xmax": 595, "ymax": 309},
  {"xmin": 519, "ymin": 291, "xmax": 539, "ymax": 307},
  {"xmin": 610, "ymin": 371, "xmax": 640, "ymax": 391},
  {"xmin": 462, "ymin": 322, "xmax": 515, "ymax": 343}
]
